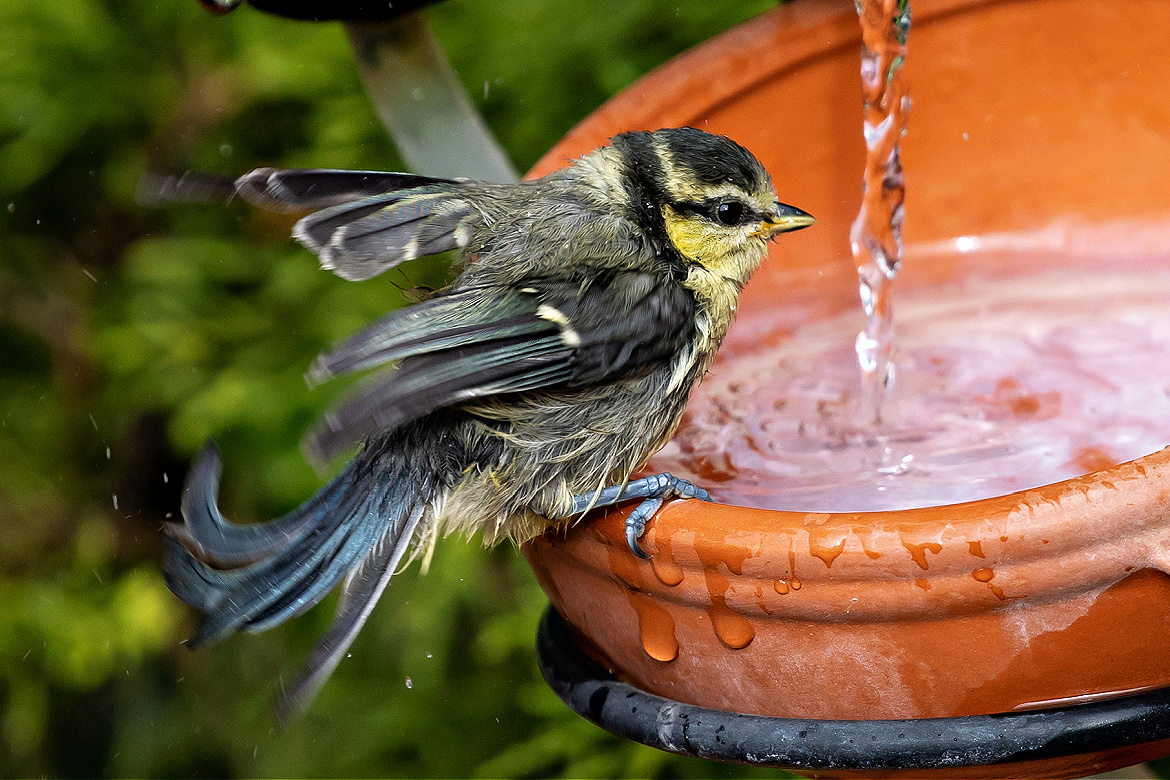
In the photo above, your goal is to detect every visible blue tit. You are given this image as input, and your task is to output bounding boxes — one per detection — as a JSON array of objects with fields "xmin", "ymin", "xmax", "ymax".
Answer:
[{"xmin": 161, "ymin": 127, "xmax": 813, "ymax": 714}]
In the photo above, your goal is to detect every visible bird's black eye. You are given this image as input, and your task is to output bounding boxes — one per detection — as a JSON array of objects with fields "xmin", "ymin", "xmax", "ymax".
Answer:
[{"xmin": 716, "ymin": 201, "xmax": 744, "ymax": 226}]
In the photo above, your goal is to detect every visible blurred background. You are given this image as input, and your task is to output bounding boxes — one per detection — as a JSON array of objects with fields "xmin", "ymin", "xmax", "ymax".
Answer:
[{"xmin": 0, "ymin": 0, "xmax": 812, "ymax": 776}]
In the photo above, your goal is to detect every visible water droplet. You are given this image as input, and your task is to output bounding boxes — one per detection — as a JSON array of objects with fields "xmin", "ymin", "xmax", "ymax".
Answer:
[
  {"xmin": 855, "ymin": 331, "xmax": 879, "ymax": 372},
  {"xmin": 955, "ymin": 235, "xmax": 979, "ymax": 252},
  {"xmin": 405, "ymin": 677, "xmax": 413, "ymax": 689},
  {"xmin": 902, "ymin": 539, "xmax": 942, "ymax": 570},
  {"xmin": 859, "ymin": 535, "xmax": 883, "ymax": 560},
  {"xmin": 607, "ymin": 534, "xmax": 678, "ymax": 662},
  {"xmin": 972, "ymin": 567, "xmax": 995, "ymax": 582},
  {"xmin": 858, "ymin": 278, "xmax": 876, "ymax": 317},
  {"xmin": 636, "ymin": 600, "xmax": 679, "ymax": 662},
  {"xmin": 651, "ymin": 559, "xmax": 684, "ymax": 586},
  {"xmin": 787, "ymin": 544, "xmax": 803, "ymax": 590},
  {"xmin": 710, "ymin": 608, "xmax": 755, "ymax": 650},
  {"xmin": 876, "ymin": 454, "xmax": 913, "ymax": 476},
  {"xmin": 649, "ymin": 535, "xmax": 684, "ymax": 586},
  {"xmin": 808, "ymin": 533, "xmax": 847, "ymax": 568},
  {"xmin": 967, "ymin": 541, "xmax": 985, "ymax": 558}
]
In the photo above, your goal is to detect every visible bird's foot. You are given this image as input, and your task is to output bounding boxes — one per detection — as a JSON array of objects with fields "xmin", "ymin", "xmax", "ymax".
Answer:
[
  {"xmin": 569, "ymin": 473, "xmax": 711, "ymax": 558},
  {"xmin": 620, "ymin": 473, "xmax": 711, "ymax": 559}
]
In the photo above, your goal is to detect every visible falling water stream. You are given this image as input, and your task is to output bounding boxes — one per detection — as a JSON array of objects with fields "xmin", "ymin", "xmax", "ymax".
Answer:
[{"xmin": 851, "ymin": 0, "xmax": 911, "ymax": 426}]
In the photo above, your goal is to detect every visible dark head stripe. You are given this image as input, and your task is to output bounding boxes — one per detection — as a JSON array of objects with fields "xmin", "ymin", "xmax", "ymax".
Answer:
[
  {"xmin": 610, "ymin": 131, "xmax": 674, "ymax": 249},
  {"xmin": 656, "ymin": 127, "xmax": 769, "ymax": 193}
]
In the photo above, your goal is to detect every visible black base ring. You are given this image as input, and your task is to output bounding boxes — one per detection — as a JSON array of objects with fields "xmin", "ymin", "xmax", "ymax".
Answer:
[{"xmin": 536, "ymin": 606, "xmax": 1170, "ymax": 771}]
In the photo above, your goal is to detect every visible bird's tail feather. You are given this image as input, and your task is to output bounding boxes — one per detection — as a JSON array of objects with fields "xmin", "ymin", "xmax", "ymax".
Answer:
[
  {"xmin": 163, "ymin": 441, "xmax": 429, "ymax": 715},
  {"xmin": 276, "ymin": 502, "xmax": 426, "ymax": 718}
]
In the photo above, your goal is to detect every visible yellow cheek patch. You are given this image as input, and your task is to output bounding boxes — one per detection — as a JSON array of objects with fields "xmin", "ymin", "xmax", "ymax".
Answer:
[
  {"xmin": 662, "ymin": 206, "xmax": 758, "ymax": 279},
  {"xmin": 662, "ymin": 208, "xmax": 712, "ymax": 264}
]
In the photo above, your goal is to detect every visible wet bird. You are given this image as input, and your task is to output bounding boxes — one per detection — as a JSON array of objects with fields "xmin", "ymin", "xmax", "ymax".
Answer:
[{"xmin": 161, "ymin": 127, "xmax": 814, "ymax": 714}]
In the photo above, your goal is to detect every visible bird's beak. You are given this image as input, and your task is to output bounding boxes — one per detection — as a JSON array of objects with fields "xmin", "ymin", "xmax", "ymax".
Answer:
[{"xmin": 755, "ymin": 202, "xmax": 816, "ymax": 237}]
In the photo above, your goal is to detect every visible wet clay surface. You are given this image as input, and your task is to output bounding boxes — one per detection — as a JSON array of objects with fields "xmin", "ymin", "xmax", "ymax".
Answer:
[
  {"xmin": 524, "ymin": 0, "xmax": 1170, "ymax": 751},
  {"xmin": 528, "ymin": 450, "xmax": 1170, "ymax": 720}
]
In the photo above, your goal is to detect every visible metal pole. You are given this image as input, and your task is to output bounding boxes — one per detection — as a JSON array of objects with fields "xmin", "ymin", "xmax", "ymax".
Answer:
[{"xmin": 345, "ymin": 12, "xmax": 518, "ymax": 183}]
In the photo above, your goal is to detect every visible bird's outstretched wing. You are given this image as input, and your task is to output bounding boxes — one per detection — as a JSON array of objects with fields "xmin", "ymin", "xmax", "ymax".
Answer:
[
  {"xmin": 292, "ymin": 185, "xmax": 477, "ymax": 282},
  {"xmin": 138, "ymin": 167, "xmax": 451, "ymax": 211},
  {"xmin": 140, "ymin": 167, "xmax": 479, "ymax": 282},
  {"xmin": 232, "ymin": 167, "xmax": 479, "ymax": 281},
  {"xmin": 305, "ymin": 270, "xmax": 695, "ymax": 465},
  {"xmin": 234, "ymin": 168, "xmax": 453, "ymax": 212}
]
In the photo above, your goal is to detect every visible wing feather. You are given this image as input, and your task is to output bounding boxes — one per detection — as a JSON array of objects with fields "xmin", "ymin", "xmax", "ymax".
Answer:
[
  {"xmin": 137, "ymin": 168, "xmax": 454, "ymax": 212},
  {"xmin": 142, "ymin": 165, "xmax": 478, "ymax": 282},
  {"xmin": 234, "ymin": 168, "xmax": 453, "ymax": 212},
  {"xmin": 306, "ymin": 192, "xmax": 476, "ymax": 282},
  {"xmin": 306, "ymin": 289, "xmax": 550, "ymax": 385},
  {"xmin": 306, "ymin": 336, "xmax": 573, "ymax": 464},
  {"xmin": 301, "ymin": 270, "xmax": 696, "ymax": 464}
]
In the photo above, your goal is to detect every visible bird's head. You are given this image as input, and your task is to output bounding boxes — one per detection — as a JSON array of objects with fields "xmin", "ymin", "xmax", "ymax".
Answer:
[{"xmin": 608, "ymin": 127, "xmax": 814, "ymax": 286}]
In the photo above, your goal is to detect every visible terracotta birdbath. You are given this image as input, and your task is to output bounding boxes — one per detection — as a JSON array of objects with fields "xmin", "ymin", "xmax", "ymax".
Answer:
[{"xmin": 523, "ymin": 0, "xmax": 1170, "ymax": 777}]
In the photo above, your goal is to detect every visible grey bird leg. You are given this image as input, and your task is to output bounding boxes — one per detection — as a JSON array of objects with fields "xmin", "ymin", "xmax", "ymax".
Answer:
[{"xmin": 569, "ymin": 473, "xmax": 712, "ymax": 559}]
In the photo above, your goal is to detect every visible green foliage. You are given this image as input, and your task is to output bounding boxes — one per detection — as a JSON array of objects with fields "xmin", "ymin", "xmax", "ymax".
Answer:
[{"xmin": 0, "ymin": 0, "xmax": 799, "ymax": 777}]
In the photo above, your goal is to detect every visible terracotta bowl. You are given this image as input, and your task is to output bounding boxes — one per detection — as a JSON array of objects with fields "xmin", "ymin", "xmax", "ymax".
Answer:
[{"xmin": 523, "ymin": 0, "xmax": 1170, "ymax": 776}]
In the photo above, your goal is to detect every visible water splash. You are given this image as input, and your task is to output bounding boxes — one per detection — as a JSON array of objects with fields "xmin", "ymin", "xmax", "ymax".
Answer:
[
  {"xmin": 851, "ymin": 0, "xmax": 911, "ymax": 424},
  {"xmin": 650, "ymin": 263, "xmax": 1170, "ymax": 512}
]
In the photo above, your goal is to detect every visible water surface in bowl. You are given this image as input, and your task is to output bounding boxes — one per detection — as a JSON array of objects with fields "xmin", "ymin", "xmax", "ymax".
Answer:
[{"xmin": 651, "ymin": 255, "xmax": 1170, "ymax": 511}]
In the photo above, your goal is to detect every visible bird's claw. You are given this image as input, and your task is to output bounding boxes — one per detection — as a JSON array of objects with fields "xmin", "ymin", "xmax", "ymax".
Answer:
[
  {"xmin": 568, "ymin": 473, "xmax": 710, "ymax": 559},
  {"xmin": 624, "ymin": 496, "xmax": 662, "ymax": 558},
  {"xmin": 626, "ymin": 519, "xmax": 650, "ymax": 559},
  {"xmin": 622, "ymin": 474, "xmax": 711, "ymax": 558}
]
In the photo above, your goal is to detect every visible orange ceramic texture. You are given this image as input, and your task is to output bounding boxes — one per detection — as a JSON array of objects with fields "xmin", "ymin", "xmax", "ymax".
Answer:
[{"xmin": 524, "ymin": 0, "xmax": 1170, "ymax": 776}]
